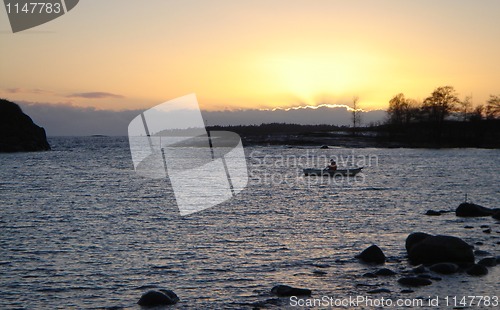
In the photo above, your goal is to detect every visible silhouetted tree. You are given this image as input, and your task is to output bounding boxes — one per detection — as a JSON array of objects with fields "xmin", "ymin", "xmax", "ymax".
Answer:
[
  {"xmin": 387, "ymin": 93, "xmax": 423, "ymax": 126},
  {"xmin": 470, "ymin": 105, "xmax": 485, "ymax": 121},
  {"xmin": 486, "ymin": 95, "xmax": 500, "ymax": 119},
  {"xmin": 351, "ymin": 96, "xmax": 361, "ymax": 134},
  {"xmin": 387, "ymin": 93, "xmax": 408, "ymax": 125},
  {"xmin": 422, "ymin": 86, "xmax": 460, "ymax": 123},
  {"xmin": 406, "ymin": 99, "xmax": 423, "ymax": 123},
  {"xmin": 459, "ymin": 96, "xmax": 472, "ymax": 122}
]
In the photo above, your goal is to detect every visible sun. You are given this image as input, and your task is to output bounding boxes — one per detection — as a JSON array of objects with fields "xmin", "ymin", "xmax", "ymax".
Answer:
[{"xmin": 254, "ymin": 51, "xmax": 382, "ymax": 107}]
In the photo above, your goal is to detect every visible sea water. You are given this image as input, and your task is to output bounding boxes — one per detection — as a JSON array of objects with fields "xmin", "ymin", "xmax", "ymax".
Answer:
[{"xmin": 1, "ymin": 137, "xmax": 499, "ymax": 309}]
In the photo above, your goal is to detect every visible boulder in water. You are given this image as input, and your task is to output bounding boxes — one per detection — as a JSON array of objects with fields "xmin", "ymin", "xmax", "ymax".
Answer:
[
  {"xmin": 478, "ymin": 257, "xmax": 497, "ymax": 267},
  {"xmin": 355, "ymin": 245, "xmax": 386, "ymax": 264},
  {"xmin": 456, "ymin": 203, "xmax": 495, "ymax": 217},
  {"xmin": 425, "ymin": 210, "xmax": 442, "ymax": 216},
  {"xmin": 405, "ymin": 233, "xmax": 474, "ymax": 265},
  {"xmin": 271, "ymin": 285, "xmax": 311, "ymax": 297},
  {"xmin": 466, "ymin": 264, "xmax": 488, "ymax": 276},
  {"xmin": 138, "ymin": 290, "xmax": 179, "ymax": 307},
  {"xmin": 405, "ymin": 232, "xmax": 431, "ymax": 253}
]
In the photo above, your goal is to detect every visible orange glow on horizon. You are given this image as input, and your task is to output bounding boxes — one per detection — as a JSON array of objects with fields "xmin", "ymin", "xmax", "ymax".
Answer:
[{"xmin": 1, "ymin": 1, "xmax": 499, "ymax": 113}]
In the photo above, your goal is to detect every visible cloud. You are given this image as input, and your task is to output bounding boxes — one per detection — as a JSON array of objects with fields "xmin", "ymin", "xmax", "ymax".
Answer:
[
  {"xmin": 5, "ymin": 88, "xmax": 20, "ymax": 93},
  {"xmin": 3, "ymin": 87, "xmax": 55, "ymax": 95},
  {"xmin": 17, "ymin": 101, "xmax": 139, "ymax": 136},
  {"xmin": 14, "ymin": 101, "xmax": 387, "ymax": 136},
  {"xmin": 66, "ymin": 92, "xmax": 124, "ymax": 99},
  {"xmin": 266, "ymin": 103, "xmax": 367, "ymax": 112},
  {"xmin": 203, "ymin": 106, "xmax": 386, "ymax": 127}
]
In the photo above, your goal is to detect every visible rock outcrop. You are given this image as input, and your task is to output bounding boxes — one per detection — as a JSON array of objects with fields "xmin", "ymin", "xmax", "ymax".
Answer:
[
  {"xmin": 0, "ymin": 99, "xmax": 50, "ymax": 152},
  {"xmin": 456, "ymin": 203, "xmax": 497, "ymax": 217},
  {"xmin": 405, "ymin": 233, "xmax": 474, "ymax": 265}
]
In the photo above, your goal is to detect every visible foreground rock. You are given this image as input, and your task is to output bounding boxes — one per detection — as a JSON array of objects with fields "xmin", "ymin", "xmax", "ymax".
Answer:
[
  {"xmin": 138, "ymin": 290, "xmax": 179, "ymax": 307},
  {"xmin": 398, "ymin": 277, "xmax": 432, "ymax": 287},
  {"xmin": 456, "ymin": 203, "xmax": 496, "ymax": 217},
  {"xmin": 405, "ymin": 232, "xmax": 431, "ymax": 252},
  {"xmin": 478, "ymin": 257, "xmax": 497, "ymax": 267},
  {"xmin": 271, "ymin": 285, "xmax": 311, "ymax": 297},
  {"xmin": 355, "ymin": 245, "xmax": 386, "ymax": 264},
  {"xmin": 0, "ymin": 99, "xmax": 50, "ymax": 152},
  {"xmin": 429, "ymin": 263, "xmax": 459, "ymax": 275},
  {"xmin": 375, "ymin": 268, "xmax": 397, "ymax": 276},
  {"xmin": 405, "ymin": 233, "xmax": 474, "ymax": 265},
  {"xmin": 425, "ymin": 210, "xmax": 442, "ymax": 216},
  {"xmin": 367, "ymin": 288, "xmax": 390, "ymax": 294},
  {"xmin": 466, "ymin": 264, "xmax": 488, "ymax": 276}
]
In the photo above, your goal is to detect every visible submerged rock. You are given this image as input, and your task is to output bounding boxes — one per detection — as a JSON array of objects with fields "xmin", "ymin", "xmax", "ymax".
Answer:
[
  {"xmin": 355, "ymin": 245, "xmax": 386, "ymax": 264},
  {"xmin": 312, "ymin": 270, "xmax": 327, "ymax": 276},
  {"xmin": 250, "ymin": 298, "xmax": 281, "ymax": 308},
  {"xmin": 271, "ymin": 285, "xmax": 311, "ymax": 297},
  {"xmin": 425, "ymin": 210, "xmax": 441, "ymax": 216},
  {"xmin": 466, "ymin": 264, "xmax": 488, "ymax": 276},
  {"xmin": 0, "ymin": 99, "xmax": 50, "ymax": 152},
  {"xmin": 375, "ymin": 268, "xmax": 397, "ymax": 276},
  {"xmin": 398, "ymin": 277, "xmax": 432, "ymax": 287},
  {"xmin": 456, "ymin": 203, "xmax": 496, "ymax": 217},
  {"xmin": 367, "ymin": 288, "xmax": 390, "ymax": 294},
  {"xmin": 474, "ymin": 250, "xmax": 490, "ymax": 256},
  {"xmin": 478, "ymin": 257, "xmax": 497, "ymax": 267},
  {"xmin": 138, "ymin": 290, "xmax": 179, "ymax": 307},
  {"xmin": 412, "ymin": 265, "xmax": 427, "ymax": 274},
  {"xmin": 405, "ymin": 233, "xmax": 474, "ymax": 265},
  {"xmin": 493, "ymin": 211, "xmax": 500, "ymax": 220},
  {"xmin": 429, "ymin": 263, "xmax": 459, "ymax": 275}
]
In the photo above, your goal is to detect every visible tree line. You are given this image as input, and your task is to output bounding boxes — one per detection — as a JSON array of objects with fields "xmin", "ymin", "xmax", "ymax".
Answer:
[{"xmin": 386, "ymin": 86, "xmax": 500, "ymax": 126}]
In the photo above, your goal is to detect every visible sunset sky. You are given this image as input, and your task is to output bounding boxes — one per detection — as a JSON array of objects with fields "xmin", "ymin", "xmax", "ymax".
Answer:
[{"xmin": 1, "ymin": 0, "xmax": 500, "ymax": 113}]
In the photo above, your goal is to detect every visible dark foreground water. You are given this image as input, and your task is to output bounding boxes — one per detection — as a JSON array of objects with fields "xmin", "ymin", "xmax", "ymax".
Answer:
[{"xmin": 1, "ymin": 137, "xmax": 499, "ymax": 309}]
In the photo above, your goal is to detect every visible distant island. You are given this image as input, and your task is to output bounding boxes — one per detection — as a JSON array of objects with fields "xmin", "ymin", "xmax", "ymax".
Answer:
[
  {"xmin": 209, "ymin": 87, "xmax": 500, "ymax": 148},
  {"xmin": 0, "ymin": 99, "xmax": 50, "ymax": 152},
  {"xmin": 207, "ymin": 120, "xmax": 500, "ymax": 149}
]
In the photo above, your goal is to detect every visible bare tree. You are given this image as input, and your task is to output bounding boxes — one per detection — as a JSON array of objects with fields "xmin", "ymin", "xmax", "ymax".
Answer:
[
  {"xmin": 351, "ymin": 96, "xmax": 362, "ymax": 134},
  {"xmin": 470, "ymin": 104, "xmax": 485, "ymax": 121},
  {"xmin": 486, "ymin": 94, "xmax": 500, "ymax": 119},
  {"xmin": 422, "ymin": 86, "xmax": 460, "ymax": 123},
  {"xmin": 387, "ymin": 93, "xmax": 406, "ymax": 125},
  {"xmin": 387, "ymin": 93, "xmax": 422, "ymax": 125},
  {"xmin": 459, "ymin": 96, "xmax": 472, "ymax": 122},
  {"xmin": 405, "ymin": 99, "xmax": 423, "ymax": 123}
]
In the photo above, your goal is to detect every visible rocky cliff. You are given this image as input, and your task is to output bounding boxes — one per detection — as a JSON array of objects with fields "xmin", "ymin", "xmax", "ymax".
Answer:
[{"xmin": 0, "ymin": 99, "xmax": 50, "ymax": 152}]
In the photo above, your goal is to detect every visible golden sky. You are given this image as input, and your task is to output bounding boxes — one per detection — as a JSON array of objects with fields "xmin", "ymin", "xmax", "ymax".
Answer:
[{"xmin": 1, "ymin": 0, "xmax": 499, "ymax": 111}]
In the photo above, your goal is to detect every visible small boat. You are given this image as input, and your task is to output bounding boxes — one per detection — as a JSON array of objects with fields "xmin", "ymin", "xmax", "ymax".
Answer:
[{"xmin": 303, "ymin": 167, "xmax": 363, "ymax": 176}]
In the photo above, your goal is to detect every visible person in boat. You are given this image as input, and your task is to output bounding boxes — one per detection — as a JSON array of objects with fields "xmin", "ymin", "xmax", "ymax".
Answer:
[{"xmin": 327, "ymin": 159, "xmax": 337, "ymax": 171}]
